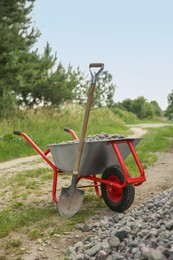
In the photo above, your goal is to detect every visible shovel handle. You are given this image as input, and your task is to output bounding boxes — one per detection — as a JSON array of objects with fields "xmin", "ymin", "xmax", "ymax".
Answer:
[{"xmin": 72, "ymin": 63, "xmax": 104, "ymax": 176}]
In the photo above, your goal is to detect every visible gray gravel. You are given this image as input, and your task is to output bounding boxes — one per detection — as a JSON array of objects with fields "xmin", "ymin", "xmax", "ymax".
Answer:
[
  {"xmin": 58, "ymin": 132, "xmax": 125, "ymax": 145},
  {"xmin": 66, "ymin": 187, "xmax": 173, "ymax": 260}
]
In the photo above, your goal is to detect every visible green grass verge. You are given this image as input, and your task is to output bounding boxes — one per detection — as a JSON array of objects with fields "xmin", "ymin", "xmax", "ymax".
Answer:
[
  {"xmin": 0, "ymin": 192, "xmax": 103, "ymax": 239},
  {"xmin": 0, "ymin": 106, "xmax": 129, "ymax": 162},
  {"xmin": 0, "ymin": 206, "xmax": 57, "ymax": 238}
]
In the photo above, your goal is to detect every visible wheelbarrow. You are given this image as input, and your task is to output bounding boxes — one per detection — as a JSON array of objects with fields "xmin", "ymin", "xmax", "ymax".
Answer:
[{"xmin": 13, "ymin": 128, "xmax": 146, "ymax": 214}]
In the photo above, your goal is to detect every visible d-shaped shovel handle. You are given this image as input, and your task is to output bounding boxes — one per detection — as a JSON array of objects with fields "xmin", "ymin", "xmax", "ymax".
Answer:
[{"xmin": 89, "ymin": 63, "xmax": 104, "ymax": 84}]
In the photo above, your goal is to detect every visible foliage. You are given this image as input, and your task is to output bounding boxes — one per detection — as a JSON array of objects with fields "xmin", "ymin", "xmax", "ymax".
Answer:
[
  {"xmin": 110, "ymin": 105, "xmax": 137, "ymax": 124},
  {"xmin": 74, "ymin": 70, "xmax": 116, "ymax": 107},
  {"xmin": 0, "ymin": 0, "xmax": 79, "ymax": 117},
  {"xmin": 0, "ymin": 0, "xmax": 39, "ymax": 109},
  {"xmin": 168, "ymin": 89, "xmax": 173, "ymax": 106},
  {"xmin": 118, "ymin": 96, "xmax": 162, "ymax": 119},
  {"xmin": 150, "ymin": 100, "xmax": 162, "ymax": 117},
  {"xmin": 93, "ymin": 71, "xmax": 116, "ymax": 107},
  {"xmin": 165, "ymin": 90, "xmax": 173, "ymax": 118}
]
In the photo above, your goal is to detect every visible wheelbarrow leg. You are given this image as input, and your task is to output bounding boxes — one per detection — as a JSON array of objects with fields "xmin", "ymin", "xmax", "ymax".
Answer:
[
  {"xmin": 13, "ymin": 131, "xmax": 61, "ymax": 205},
  {"xmin": 52, "ymin": 168, "xmax": 59, "ymax": 204}
]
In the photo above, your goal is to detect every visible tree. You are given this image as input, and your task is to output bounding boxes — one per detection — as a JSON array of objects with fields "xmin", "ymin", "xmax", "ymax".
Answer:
[
  {"xmin": 74, "ymin": 71, "xmax": 116, "ymax": 107},
  {"xmin": 0, "ymin": 0, "xmax": 40, "ymax": 90},
  {"xmin": 119, "ymin": 99, "xmax": 133, "ymax": 112},
  {"xmin": 150, "ymin": 101, "xmax": 162, "ymax": 117},
  {"xmin": 16, "ymin": 44, "xmax": 78, "ymax": 107},
  {"xmin": 93, "ymin": 71, "xmax": 116, "ymax": 107},
  {"xmin": 168, "ymin": 90, "xmax": 173, "ymax": 106},
  {"xmin": 165, "ymin": 90, "xmax": 173, "ymax": 117},
  {"xmin": 0, "ymin": 0, "xmax": 79, "ymax": 117},
  {"xmin": 120, "ymin": 96, "xmax": 155, "ymax": 119},
  {"xmin": 72, "ymin": 67, "xmax": 87, "ymax": 105}
]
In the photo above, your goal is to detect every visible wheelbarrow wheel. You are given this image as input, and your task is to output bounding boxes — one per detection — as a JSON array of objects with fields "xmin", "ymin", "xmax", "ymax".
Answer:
[{"xmin": 101, "ymin": 165, "xmax": 135, "ymax": 212}]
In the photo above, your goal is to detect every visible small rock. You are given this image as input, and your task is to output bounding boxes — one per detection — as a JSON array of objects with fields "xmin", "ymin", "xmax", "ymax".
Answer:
[
  {"xmin": 63, "ymin": 232, "xmax": 71, "ymax": 235},
  {"xmin": 169, "ymin": 245, "xmax": 173, "ymax": 259},
  {"xmin": 85, "ymin": 243, "xmax": 101, "ymax": 257},
  {"xmin": 66, "ymin": 246, "xmax": 76, "ymax": 257},
  {"xmin": 74, "ymin": 241, "xmax": 83, "ymax": 250},
  {"xmin": 74, "ymin": 224, "xmax": 83, "ymax": 230},
  {"xmin": 107, "ymin": 252, "xmax": 124, "ymax": 259},
  {"xmin": 147, "ymin": 202, "xmax": 154, "ymax": 209},
  {"xmin": 139, "ymin": 245, "xmax": 150, "ymax": 259},
  {"xmin": 20, "ymin": 247, "xmax": 26, "ymax": 251},
  {"xmin": 37, "ymin": 238, "xmax": 43, "ymax": 244},
  {"xmin": 53, "ymin": 233, "xmax": 61, "ymax": 238},
  {"xmin": 96, "ymin": 250, "xmax": 108, "ymax": 260},
  {"xmin": 108, "ymin": 234, "xmax": 120, "ymax": 248},
  {"xmin": 76, "ymin": 253, "xmax": 85, "ymax": 260},
  {"xmin": 114, "ymin": 227, "xmax": 131, "ymax": 241},
  {"xmin": 166, "ymin": 220, "xmax": 173, "ymax": 230},
  {"xmin": 129, "ymin": 240, "xmax": 138, "ymax": 248},
  {"xmin": 26, "ymin": 250, "xmax": 32, "ymax": 254},
  {"xmin": 149, "ymin": 248, "xmax": 166, "ymax": 260},
  {"xmin": 82, "ymin": 224, "xmax": 92, "ymax": 232},
  {"xmin": 159, "ymin": 230, "xmax": 170, "ymax": 240}
]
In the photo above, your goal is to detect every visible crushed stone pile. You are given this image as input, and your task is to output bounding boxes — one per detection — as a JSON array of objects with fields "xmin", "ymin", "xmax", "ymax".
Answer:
[
  {"xmin": 66, "ymin": 187, "xmax": 173, "ymax": 260},
  {"xmin": 58, "ymin": 132, "xmax": 125, "ymax": 145}
]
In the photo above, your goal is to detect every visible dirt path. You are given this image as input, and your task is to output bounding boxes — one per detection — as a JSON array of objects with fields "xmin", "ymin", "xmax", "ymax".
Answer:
[
  {"xmin": 0, "ymin": 123, "xmax": 172, "ymax": 259},
  {"xmin": 127, "ymin": 123, "xmax": 173, "ymax": 208}
]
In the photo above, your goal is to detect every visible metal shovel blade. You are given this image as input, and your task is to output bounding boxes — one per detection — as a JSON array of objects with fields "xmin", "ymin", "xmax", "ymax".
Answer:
[{"xmin": 58, "ymin": 187, "xmax": 84, "ymax": 217}]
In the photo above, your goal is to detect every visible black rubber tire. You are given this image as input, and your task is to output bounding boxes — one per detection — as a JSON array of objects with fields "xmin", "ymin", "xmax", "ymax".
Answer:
[{"xmin": 101, "ymin": 165, "xmax": 135, "ymax": 212}]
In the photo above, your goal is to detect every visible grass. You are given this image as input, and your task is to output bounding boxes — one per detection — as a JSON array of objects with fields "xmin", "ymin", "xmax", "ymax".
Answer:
[
  {"xmin": 0, "ymin": 105, "xmax": 129, "ymax": 162},
  {"xmin": 125, "ymin": 125, "xmax": 173, "ymax": 175},
  {"xmin": 0, "ymin": 165, "xmax": 104, "ymax": 240},
  {"xmin": 137, "ymin": 125, "xmax": 173, "ymax": 165},
  {"xmin": 5, "ymin": 239, "xmax": 22, "ymax": 249},
  {"xmin": 0, "ymin": 206, "xmax": 57, "ymax": 238},
  {"xmin": 9, "ymin": 168, "xmax": 52, "ymax": 187},
  {"xmin": 0, "ymin": 191, "xmax": 103, "ymax": 239}
]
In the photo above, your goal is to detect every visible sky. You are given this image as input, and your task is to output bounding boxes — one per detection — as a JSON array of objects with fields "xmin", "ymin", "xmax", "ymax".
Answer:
[{"xmin": 31, "ymin": 0, "xmax": 173, "ymax": 110}]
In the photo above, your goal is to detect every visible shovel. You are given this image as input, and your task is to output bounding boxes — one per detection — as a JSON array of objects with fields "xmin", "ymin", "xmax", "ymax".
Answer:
[{"xmin": 58, "ymin": 63, "xmax": 104, "ymax": 217}]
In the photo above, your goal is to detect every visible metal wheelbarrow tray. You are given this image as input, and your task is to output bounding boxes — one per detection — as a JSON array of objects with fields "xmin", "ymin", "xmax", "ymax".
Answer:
[
  {"xmin": 49, "ymin": 137, "xmax": 142, "ymax": 177},
  {"xmin": 13, "ymin": 129, "xmax": 146, "ymax": 215}
]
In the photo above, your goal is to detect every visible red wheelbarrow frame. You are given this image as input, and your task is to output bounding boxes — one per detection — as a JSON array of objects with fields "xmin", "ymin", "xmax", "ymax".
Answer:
[{"xmin": 13, "ymin": 129, "xmax": 146, "ymax": 204}]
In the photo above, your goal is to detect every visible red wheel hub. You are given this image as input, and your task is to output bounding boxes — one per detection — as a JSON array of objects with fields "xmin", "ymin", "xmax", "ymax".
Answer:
[{"xmin": 106, "ymin": 175, "xmax": 123, "ymax": 202}]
